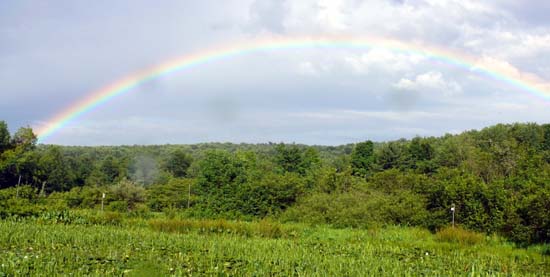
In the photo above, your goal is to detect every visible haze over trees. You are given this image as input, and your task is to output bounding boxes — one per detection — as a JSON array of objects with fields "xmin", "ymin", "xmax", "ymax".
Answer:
[{"xmin": 1, "ymin": 120, "xmax": 550, "ymax": 245}]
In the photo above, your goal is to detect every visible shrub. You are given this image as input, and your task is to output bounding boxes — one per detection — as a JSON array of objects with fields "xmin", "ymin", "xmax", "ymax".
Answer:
[
  {"xmin": 108, "ymin": 200, "xmax": 129, "ymax": 212},
  {"xmin": 0, "ymin": 186, "xmax": 42, "ymax": 218},
  {"xmin": 280, "ymin": 190, "xmax": 428, "ymax": 229},
  {"xmin": 256, "ymin": 219, "xmax": 283, "ymax": 238},
  {"xmin": 435, "ymin": 226, "xmax": 484, "ymax": 245},
  {"xmin": 85, "ymin": 211, "xmax": 124, "ymax": 226}
]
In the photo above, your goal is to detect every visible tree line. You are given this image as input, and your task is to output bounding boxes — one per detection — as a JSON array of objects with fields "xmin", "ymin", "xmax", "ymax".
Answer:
[{"xmin": 0, "ymin": 120, "xmax": 549, "ymax": 245}]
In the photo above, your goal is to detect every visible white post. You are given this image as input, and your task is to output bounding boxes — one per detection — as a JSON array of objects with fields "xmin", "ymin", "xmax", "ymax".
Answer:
[{"xmin": 101, "ymin": 193, "xmax": 106, "ymax": 211}]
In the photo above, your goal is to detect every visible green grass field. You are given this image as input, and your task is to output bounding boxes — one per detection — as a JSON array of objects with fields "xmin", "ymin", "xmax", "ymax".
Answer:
[{"xmin": 0, "ymin": 215, "xmax": 548, "ymax": 276}]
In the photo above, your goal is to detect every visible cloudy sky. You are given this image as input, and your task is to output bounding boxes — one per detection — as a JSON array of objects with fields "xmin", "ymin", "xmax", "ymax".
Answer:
[{"xmin": 1, "ymin": 0, "xmax": 549, "ymax": 145}]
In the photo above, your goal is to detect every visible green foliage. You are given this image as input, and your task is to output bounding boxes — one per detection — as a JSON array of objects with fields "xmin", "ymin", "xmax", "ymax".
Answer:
[
  {"xmin": 56, "ymin": 185, "xmax": 105, "ymax": 209},
  {"xmin": 238, "ymin": 172, "xmax": 305, "ymax": 217},
  {"xmin": 0, "ymin": 121, "xmax": 10, "ymax": 153},
  {"xmin": 37, "ymin": 146, "xmax": 73, "ymax": 192},
  {"xmin": 518, "ymin": 188, "xmax": 550, "ymax": 244},
  {"xmin": 543, "ymin": 124, "xmax": 550, "ymax": 151},
  {"xmin": 0, "ymin": 121, "xmax": 550, "ymax": 246},
  {"xmin": 11, "ymin": 127, "xmax": 37, "ymax": 151},
  {"xmin": 194, "ymin": 150, "xmax": 247, "ymax": 216},
  {"xmin": 193, "ymin": 150, "xmax": 305, "ymax": 218},
  {"xmin": 274, "ymin": 143, "xmax": 321, "ymax": 175},
  {"xmin": 351, "ymin": 140, "xmax": 374, "ymax": 177},
  {"xmin": 109, "ymin": 179, "xmax": 146, "ymax": 211},
  {"xmin": 274, "ymin": 143, "xmax": 303, "ymax": 173},
  {"xmin": 146, "ymin": 178, "xmax": 195, "ymax": 211},
  {"xmin": 367, "ymin": 169, "xmax": 428, "ymax": 193},
  {"xmin": 425, "ymin": 168, "xmax": 507, "ymax": 233},
  {"xmin": 148, "ymin": 218, "xmax": 285, "ymax": 238},
  {"xmin": 435, "ymin": 226, "xmax": 484, "ymax": 245},
  {"xmin": 0, "ymin": 125, "xmax": 39, "ymax": 189},
  {"xmin": 282, "ymin": 189, "xmax": 428, "ymax": 228},
  {"xmin": 1, "ymin": 220, "xmax": 547, "ymax": 275},
  {"xmin": 0, "ymin": 185, "xmax": 40, "ymax": 218},
  {"xmin": 316, "ymin": 167, "xmax": 361, "ymax": 193},
  {"xmin": 163, "ymin": 149, "xmax": 192, "ymax": 178},
  {"xmin": 375, "ymin": 141, "xmax": 405, "ymax": 170}
]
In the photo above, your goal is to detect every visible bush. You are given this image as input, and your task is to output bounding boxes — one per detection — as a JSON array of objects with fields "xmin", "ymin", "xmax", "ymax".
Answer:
[
  {"xmin": 435, "ymin": 226, "xmax": 484, "ymax": 245},
  {"xmin": 80, "ymin": 211, "xmax": 124, "ymax": 226},
  {"xmin": 0, "ymin": 186, "xmax": 43, "ymax": 218},
  {"xmin": 281, "ymin": 190, "xmax": 428, "ymax": 229},
  {"xmin": 108, "ymin": 200, "xmax": 129, "ymax": 212},
  {"xmin": 257, "ymin": 219, "xmax": 283, "ymax": 238}
]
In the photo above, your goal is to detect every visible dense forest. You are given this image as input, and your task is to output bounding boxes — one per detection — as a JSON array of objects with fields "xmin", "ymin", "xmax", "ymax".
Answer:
[{"xmin": 1, "ymin": 120, "xmax": 549, "ymax": 245}]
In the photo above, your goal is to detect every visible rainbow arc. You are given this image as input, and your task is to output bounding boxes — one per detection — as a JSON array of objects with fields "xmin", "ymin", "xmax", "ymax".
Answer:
[{"xmin": 35, "ymin": 36, "xmax": 550, "ymax": 142}]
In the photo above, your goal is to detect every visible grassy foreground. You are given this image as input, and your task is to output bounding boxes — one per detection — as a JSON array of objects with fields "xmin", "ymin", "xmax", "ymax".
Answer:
[{"xmin": 0, "ymin": 219, "xmax": 549, "ymax": 276}]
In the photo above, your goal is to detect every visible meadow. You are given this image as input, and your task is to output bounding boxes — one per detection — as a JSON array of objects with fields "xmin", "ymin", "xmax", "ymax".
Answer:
[
  {"xmin": 0, "ymin": 212, "xmax": 548, "ymax": 276},
  {"xmin": 2, "ymin": 123, "xmax": 550, "ymax": 275}
]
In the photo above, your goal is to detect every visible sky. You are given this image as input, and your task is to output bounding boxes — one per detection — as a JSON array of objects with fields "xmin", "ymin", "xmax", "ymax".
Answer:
[{"xmin": 1, "ymin": 0, "xmax": 549, "ymax": 145}]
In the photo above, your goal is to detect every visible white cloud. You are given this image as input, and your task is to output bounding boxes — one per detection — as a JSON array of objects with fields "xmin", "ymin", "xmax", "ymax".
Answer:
[
  {"xmin": 295, "ymin": 59, "xmax": 334, "ymax": 76},
  {"xmin": 247, "ymin": 0, "xmax": 287, "ymax": 33},
  {"xmin": 344, "ymin": 48, "xmax": 425, "ymax": 74},
  {"xmin": 394, "ymin": 71, "xmax": 462, "ymax": 96},
  {"xmin": 289, "ymin": 109, "xmax": 444, "ymax": 122}
]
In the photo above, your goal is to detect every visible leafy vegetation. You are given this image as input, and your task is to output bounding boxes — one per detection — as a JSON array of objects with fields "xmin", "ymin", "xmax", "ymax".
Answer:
[
  {"xmin": 0, "ymin": 216, "xmax": 548, "ymax": 276},
  {"xmin": 1, "ymin": 120, "xmax": 550, "ymax": 274}
]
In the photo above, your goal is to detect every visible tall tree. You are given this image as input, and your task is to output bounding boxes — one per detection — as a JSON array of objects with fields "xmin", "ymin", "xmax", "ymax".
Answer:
[
  {"xmin": 376, "ymin": 141, "xmax": 404, "ymax": 170},
  {"xmin": 351, "ymin": 140, "xmax": 374, "ymax": 177},
  {"xmin": 37, "ymin": 146, "xmax": 72, "ymax": 192},
  {"xmin": 274, "ymin": 144, "xmax": 303, "ymax": 174},
  {"xmin": 11, "ymin": 127, "xmax": 37, "ymax": 151},
  {"xmin": 0, "ymin": 121, "xmax": 10, "ymax": 153},
  {"xmin": 542, "ymin": 124, "xmax": 550, "ymax": 151},
  {"xmin": 163, "ymin": 149, "xmax": 192, "ymax": 178},
  {"xmin": 196, "ymin": 150, "xmax": 247, "ymax": 213}
]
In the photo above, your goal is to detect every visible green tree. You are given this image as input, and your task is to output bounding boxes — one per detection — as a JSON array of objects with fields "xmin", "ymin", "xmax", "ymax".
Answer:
[
  {"xmin": 0, "ymin": 127, "xmax": 38, "ymax": 188},
  {"xmin": 375, "ymin": 141, "xmax": 404, "ymax": 170},
  {"xmin": 542, "ymin": 124, "xmax": 550, "ymax": 151},
  {"xmin": 37, "ymin": 146, "xmax": 73, "ymax": 192},
  {"xmin": 147, "ymin": 178, "xmax": 195, "ymax": 211},
  {"xmin": 351, "ymin": 141, "xmax": 374, "ymax": 177},
  {"xmin": 163, "ymin": 149, "xmax": 192, "ymax": 178},
  {"xmin": 11, "ymin": 127, "xmax": 37, "ymax": 151},
  {"xmin": 274, "ymin": 143, "xmax": 303, "ymax": 174},
  {"xmin": 407, "ymin": 137, "xmax": 434, "ymax": 162},
  {"xmin": 100, "ymin": 156, "xmax": 123, "ymax": 184},
  {"xmin": 0, "ymin": 121, "xmax": 10, "ymax": 153},
  {"xmin": 196, "ymin": 150, "xmax": 247, "ymax": 215},
  {"xmin": 238, "ymin": 172, "xmax": 305, "ymax": 217},
  {"xmin": 109, "ymin": 178, "xmax": 146, "ymax": 211}
]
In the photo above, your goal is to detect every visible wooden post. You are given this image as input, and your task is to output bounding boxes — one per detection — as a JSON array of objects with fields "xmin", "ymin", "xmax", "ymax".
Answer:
[
  {"xmin": 40, "ymin": 181, "xmax": 46, "ymax": 197},
  {"xmin": 15, "ymin": 175, "xmax": 21, "ymax": 198},
  {"xmin": 451, "ymin": 204, "xmax": 455, "ymax": 228},
  {"xmin": 187, "ymin": 182, "xmax": 191, "ymax": 209}
]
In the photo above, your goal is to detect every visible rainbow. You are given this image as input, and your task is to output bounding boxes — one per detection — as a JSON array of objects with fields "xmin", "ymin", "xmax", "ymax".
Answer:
[{"xmin": 35, "ymin": 35, "xmax": 550, "ymax": 142}]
